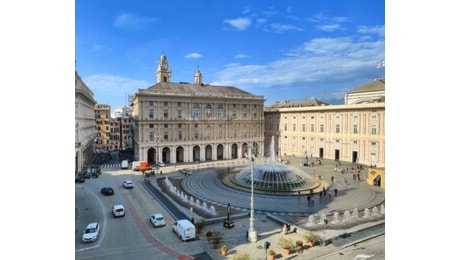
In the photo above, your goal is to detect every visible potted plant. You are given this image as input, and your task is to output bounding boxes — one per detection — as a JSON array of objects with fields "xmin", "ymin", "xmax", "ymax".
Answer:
[
  {"xmin": 206, "ymin": 230, "xmax": 213, "ymax": 241},
  {"xmin": 221, "ymin": 245, "xmax": 229, "ymax": 256},
  {"xmin": 212, "ymin": 231, "xmax": 224, "ymax": 249},
  {"xmin": 295, "ymin": 240, "xmax": 303, "ymax": 253},
  {"xmin": 304, "ymin": 231, "xmax": 321, "ymax": 247},
  {"xmin": 195, "ymin": 219, "xmax": 206, "ymax": 234},
  {"xmin": 278, "ymin": 236, "xmax": 293, "ymax": 256},
  {"xmin": 267, "ymin": 249, "xmax": 276, "ymax": 260}
]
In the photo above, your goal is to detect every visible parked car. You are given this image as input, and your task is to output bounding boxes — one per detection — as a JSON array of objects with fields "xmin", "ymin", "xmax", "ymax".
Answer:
[
  {"xmin": 101, "ymin": 186, "xmax": 114, "ymax": 195},
  {"xmin": 157, "ymin": 161, "xmax": 166, "ymax": 167},
  {"xmin": 122, "ymin": 180, "xmax": 134, "ymax": 189},
  {"xmin": 75, "ymin": 175, "xmax": 85, "ymax": 183},
  {"xmin": 112, "ymin": 204, "xmax": 125, "ymax": 217},
  {"xmin": 149, "ymin": 213, "xmax": 166, "ymax": 227},
  {"xmin": 81, "ymin": 222, "xmax": 100, "ymax": 243}
]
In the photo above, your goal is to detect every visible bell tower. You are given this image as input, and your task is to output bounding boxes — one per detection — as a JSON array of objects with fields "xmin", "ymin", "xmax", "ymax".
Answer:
[
  {"xmin": 156, "ymin": 52, "xmax": 172, "ymax": 83},
  {"xmin": 194, "ymin": 66, "xmax": 202, "ymax": 85}
]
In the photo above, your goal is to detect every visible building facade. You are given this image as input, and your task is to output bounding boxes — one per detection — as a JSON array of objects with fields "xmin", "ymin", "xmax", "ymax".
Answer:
[
  {"xmin": 264, "ymin": 79, "xmax": 385, "ymax": 167},
  {"xmin": 113, "ymin": 106, "xmax": 134, "ymax": 150},
  {"xmin": 75, "ymin": 71, "xmax": 97, "ymax": 173},
  {"xmin": 131, "ymin": 53, "xmax": 265, "ymax": 165},
  {"xmin": 95, "ymin": 104, "xmax": 111, "ymax": 150}
]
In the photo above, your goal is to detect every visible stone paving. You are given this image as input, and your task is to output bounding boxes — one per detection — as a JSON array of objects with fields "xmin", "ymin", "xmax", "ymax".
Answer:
[{"xmin": 147, "ymin": 156, "xmax": 385, "ymax": 259}]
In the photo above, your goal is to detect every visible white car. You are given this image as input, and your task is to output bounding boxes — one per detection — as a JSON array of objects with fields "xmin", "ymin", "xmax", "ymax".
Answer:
[
  {"xmin": 150, "ymin": 213, "xmax": 166, "ymax": 227},
  {"xmin": 82, "ymin": 222, "xmax": 100, "ymax": 243},
  {"xmin": 122, "ymin": 180, "xmax": 134, "ymax": 189},
  {"xmin": 158, "ymin": 161, "xmax": 165, "ymax": 167},
  {"xmin": 112, "ymin": 204, "xmax": 125, "ymax": 217}
]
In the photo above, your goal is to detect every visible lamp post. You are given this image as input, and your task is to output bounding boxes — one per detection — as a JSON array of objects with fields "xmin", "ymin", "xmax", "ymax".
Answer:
[{"xmin": 247, "ymin": 145, "xmax": 257, "ymax": 243}]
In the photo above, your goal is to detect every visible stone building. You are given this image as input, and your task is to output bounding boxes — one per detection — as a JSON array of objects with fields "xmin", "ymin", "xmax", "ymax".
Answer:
[
  {"xmin": 75, "ymin": 71, "xmax": 97, "ymax": 172},
  {"xmin": 130, "ymin": 53, "xmax": 265, "ymax": 165},
  {"xmin": 264, "ymin": 79, "xmax": 385, "ymax": 167},
  {"xmin": 95, "ymin": 104, "xmax": 111, "ymax": 150}
]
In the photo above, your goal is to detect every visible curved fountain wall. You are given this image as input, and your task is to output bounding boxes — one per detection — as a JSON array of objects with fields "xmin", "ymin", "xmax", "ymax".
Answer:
[{"xmin": 233, "ymin": 163, "xmax": 318, "ymax": 192}]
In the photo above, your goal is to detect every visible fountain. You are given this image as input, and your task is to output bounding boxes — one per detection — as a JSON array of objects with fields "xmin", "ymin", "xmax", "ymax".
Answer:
[
  {"xmin": 307, "ymin": 215, "xmax": 315, "ymax": 226},
  {"xmin": 332, "ymin": 212, "xmax": 339, "ymax": 224},
  {"xmin": 342, "ymin": 210, "xmax": 351, "ymax": 222},
  {"xmin": 363, "ymin": 208, "xmax": 370, "ymax": 218},
  {"xmin": 232, "ymin": 136, "xmax": 323, "ymax": 193},
  {"xmin": 352, "ymin": 208, "xmax": 359, "ymax": 219},
  {"xmin": 319, "ymin": 213, "xmax": 327, "ymax": 225},
  {"xmin": 372, "ymin": 206, "xmax": 379, "ymax": 216}
]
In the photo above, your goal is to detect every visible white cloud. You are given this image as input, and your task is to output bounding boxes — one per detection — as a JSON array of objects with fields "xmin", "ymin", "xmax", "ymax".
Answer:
[
  {"xmin": 83, "ymin": 74, "xmax": 150, "ymax": 106},
  {"xmin": 316, "ymin": 24, "xmax": 341, "ymax": 32},
  {"xmin": 184, "ymin": 53, "xmax": 203, "ymax": 59},
  {"xmin": 210, "ymin": 35, "xmax": 384, "ymax": 94},
  {"xmin": 357, "ymin": 25, "xmax": 385, "ymax": 37},
  {"xmin": 234, "ymin": 54, "xmax": 249, "ymax": 59},
  {"xmin": 113, "ymin": 13, "xmax": 157, "ymax": 30},
  {"xmin": 269, "ymin": 23, "xmax": 304, "ymax": 33},
  {"xmin": 223, "ymin": 17, "xmax": 251, "ymax": 31}
]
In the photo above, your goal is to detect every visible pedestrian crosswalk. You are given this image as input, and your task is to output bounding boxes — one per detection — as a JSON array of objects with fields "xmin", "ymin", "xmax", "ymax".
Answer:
[{"xmin": 101, "ymin": 163, "xmax": 121, "ymax": 169}]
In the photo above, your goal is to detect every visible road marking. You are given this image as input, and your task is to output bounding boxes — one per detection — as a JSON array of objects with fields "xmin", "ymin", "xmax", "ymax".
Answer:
[{"xmin": 355, "ymin": 254, "xmax": 374, "ymax": 259}]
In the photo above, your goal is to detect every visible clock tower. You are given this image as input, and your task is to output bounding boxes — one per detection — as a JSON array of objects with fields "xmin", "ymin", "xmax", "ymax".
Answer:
[{"xmin": 156, "ymin": 52, "xmax": 172, "ymax": 83}]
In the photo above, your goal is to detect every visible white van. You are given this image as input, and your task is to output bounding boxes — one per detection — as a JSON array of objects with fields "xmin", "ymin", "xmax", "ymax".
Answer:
[
  {"xmin": 112, "ymin": 204, "xmax": 125, "ymax": 218},
  {"xmin": 121, "ymin": 160, "xmax": 129, "ymax": 169},
  {"xmin": 172, "ymin": 219, "xmax": 196, "ymax": 241}
]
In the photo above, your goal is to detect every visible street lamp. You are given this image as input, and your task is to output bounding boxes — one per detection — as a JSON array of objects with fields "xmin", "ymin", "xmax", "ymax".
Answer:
[{"xmin": 247, "ymin": 145, "xmax": 257, "ymax": 243}]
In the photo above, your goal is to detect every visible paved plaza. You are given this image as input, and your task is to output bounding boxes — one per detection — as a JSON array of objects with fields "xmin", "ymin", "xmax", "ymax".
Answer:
[{"xmin": 147, "ymin": 156, "xmax": 385, "ymax": 259}]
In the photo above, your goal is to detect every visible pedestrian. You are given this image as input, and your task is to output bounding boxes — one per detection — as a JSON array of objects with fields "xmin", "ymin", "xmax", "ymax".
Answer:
[
  {"xmin": 334, "ymin": 188, "xmax": 338, "ymax": 197},
  {"xmin": 282, "ymin": 224, "xmax": 287, "ymax": 234},
  {"xmin": 298, "ymin": 191, "xmax": 301, "ymax": 199},
  {"xmin": 307, "ymin": 195, "xmax": 311, "ymax": 204},
  {"xmin": 357, "ymin": 173, "xmax": 361, "ymax": 181}
]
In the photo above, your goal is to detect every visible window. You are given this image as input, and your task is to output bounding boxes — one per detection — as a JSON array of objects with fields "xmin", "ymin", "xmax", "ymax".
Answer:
[
  {"xmin": 149, "ymin": 109, "xmax": 154, "ymax": 119},
  {"xmin": 149, "ymin": 101, "xmax": 153, "ymax": 106},
  {"xmin": 149, "ymin": 124, "xmax": 154, "ymax": 128},
  {"xmin": 293, "ymin": 124, "xmax": 296, "ymax": 131},
  {"xmin": 164, "ymin": 124, "xmax": 168, "ymax": 128},
  {"xmin": 284, "ymin": 124, "xmax": 287, "ymax": 131},
  {"xmin": 310, "ymin": 124, "xmax": 315, "ymax": 132},
  {"xmin": 320, "ymin": 124, "xmax": 324, "ymax": 132},
  {"xmin": 194, "ymin": 131, "xmax": 199, "ymax": 139},
  {"xmin": 178, "ymin": 102, "xmax": 182, "ymax": 107},
  {"xmin": 164, "ymin": 109, "xmax": 168, "ymax": 118},
  {"xmin": 163, "ymin": 131, "xmax": 168, "ymax": 140},
  {"xmin": 353, "ymin": 125, "xmax": 358, "ymax": 134},
  {"xmin": 164, "ymin": 102, "xmax": 168, "ymax": 106},
  {"xmin": 371, "ymin": 125, "xmax": 377, "ymax": 135},
  {"xmin": 178, "ymin": 131, "xmax": 182, "ymax": 140},
  {"xmin": 335, "ymin": 124, "xmax": 340, "ymax": 133},
  {"xmin": 149, "ymin": 132, "xmax": 155, "ymax": 141},
  {"xmin": 302, "ymin": 124, "xmax": 306, "ymax": 131},
  {"xmin": 178, "ymin": 123, "xmax": 182, "ymax": 128}
]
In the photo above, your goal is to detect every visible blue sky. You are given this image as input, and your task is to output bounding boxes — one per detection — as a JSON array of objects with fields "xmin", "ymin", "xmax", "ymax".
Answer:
[{"xmin": 76, "ymin": 0, "xmax": 384, "ymax": 109}]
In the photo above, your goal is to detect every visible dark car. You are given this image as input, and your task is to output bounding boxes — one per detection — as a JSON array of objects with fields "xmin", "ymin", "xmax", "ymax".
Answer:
[
  {"xmin": 101, "ymin": 186, "xmax": 114, "ymax": 195},
  {"xmin": 75, "ymin": 175, "xmax": 85, "ymax": 183}
]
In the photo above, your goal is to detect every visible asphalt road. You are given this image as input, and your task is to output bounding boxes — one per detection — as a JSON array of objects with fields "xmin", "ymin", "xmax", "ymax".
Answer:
[{"xmin": 75, "ymin": 170, "xmax": 193, "ymax": 260}]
